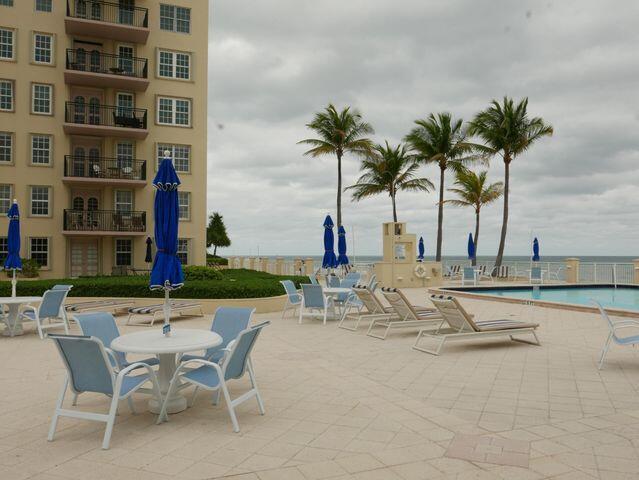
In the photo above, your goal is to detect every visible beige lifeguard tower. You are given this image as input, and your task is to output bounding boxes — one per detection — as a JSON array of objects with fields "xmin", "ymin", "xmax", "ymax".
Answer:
[{"xmin": 373, "ymin": 222, "xmax": 443, "ymax": 288}]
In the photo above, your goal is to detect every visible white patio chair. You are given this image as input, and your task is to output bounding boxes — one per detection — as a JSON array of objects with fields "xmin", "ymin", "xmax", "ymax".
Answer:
[
  {"xmin": 530, "ymin": 266, "xmax": 543, "ymax": 284},
  {"xmin": 19, "ymin": 287, "xmax": 71, "ymax": 339},
  {"xmin": 593, "ymin": 301, "xmax": 639, "ymax": 370},
  {"xmin": 280, "ymin": 280, "xmax": 302, "ymax": 318},
  {"xmin": 299, "ymin": 284, "xmax": 334, "ymax": 325},
  {"xmin": 48, "ymin": 334, "xmax": 161, "ymax": 450},
  {"xmin": 461, "ymin": 267, "xmax": 478, "ymax": 286}
]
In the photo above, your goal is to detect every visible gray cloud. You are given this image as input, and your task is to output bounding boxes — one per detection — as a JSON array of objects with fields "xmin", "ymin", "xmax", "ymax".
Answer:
[{"xmin": 206, "ymin": 0, "xmax": 639, "ymax": 257}]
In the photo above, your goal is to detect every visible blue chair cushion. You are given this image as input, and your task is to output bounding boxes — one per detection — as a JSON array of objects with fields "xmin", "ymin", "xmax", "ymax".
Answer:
[
  {"xmin": 290, "ymin": 293, "xmax": 302, "ymax": 304},
  {"xmin": 182, "ymin": 364, "xmax": 221, "ymax": 389},
  {"xmin": 120, "ymin": 373, "xmax": 150, "ymax": 396},
  {"xmin": 616, "ymin": 334, "xmax": 639, "ymax": 345},
  {"xmin": 182, "ymin": 349, "xmax": 224, "ymax": 364}
]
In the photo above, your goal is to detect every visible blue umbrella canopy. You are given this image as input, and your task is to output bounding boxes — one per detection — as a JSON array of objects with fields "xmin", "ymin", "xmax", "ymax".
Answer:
[
  {"xmin": 150, "ymin": 156, "xmax": 184, "ymax": 291},
  {"xmin": 337, "ymin": 225, "xmax": 349, "ymax": 266},
  {"xmin": 4, "ymin": 201, "xmax": 21, "ymax": 271},
  {"xmin": 532, "ymin": 237, "xmax": 540, "ymax": 262},
  {"xmin": 322, "ymin": 215, "xmax": 338, "ymax": 269},
  {"xmin": 418, "ymin": 236, "xmax": 425, "ymax": 261},
  {"xmin": 467, "ymin": 233, "xmax": 476, "ymax": 260}
]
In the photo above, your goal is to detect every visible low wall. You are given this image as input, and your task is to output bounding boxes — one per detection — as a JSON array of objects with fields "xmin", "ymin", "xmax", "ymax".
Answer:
[{"xmin": 65, "ymin": 294, "xmax": 287, "ymax": 315}]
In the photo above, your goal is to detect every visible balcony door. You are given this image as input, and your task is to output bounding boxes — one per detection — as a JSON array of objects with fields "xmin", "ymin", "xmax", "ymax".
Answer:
[
  {"xmin": 117, "ymin": 45, "xmax": 134, "ymax": 74},
  {"xmin": 70, "ymin": 238, "xmax": 99, "ymax": 277}
]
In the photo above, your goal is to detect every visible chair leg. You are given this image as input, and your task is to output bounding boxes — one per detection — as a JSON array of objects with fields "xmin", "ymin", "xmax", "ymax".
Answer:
[
  {"xmin": 323, "ymin": 309, "xmax": 327, "ymax": 325},
  {"xmin": 211, "ymin": 389, "xmax": 220, "ymax": 406},
  {"xmin": 220, "ymin": 382, "xmax": 240, "ymax": 433},
  {"xmin": 298, "ymin": 305, "xmax": 303, "ymax": 324},
  {"xmin": 187, "ymin": 386, "xmax": 199, "ymax": 407},
  {"xmin": 598, "ymin": 334, "xmax": 613, "ymax": 370},
  {"xmin": 247, "ymin": 359, "xmax": 265, "ymax": 415},
  {"xmin": 157, "ymin": 374, "xmax": 180, "ymax": 424},
  {"xmin": 62, "ymin": 311, "xmax": 70, "ymax": 335},
  {"xmin": 102, "ymin": 392, "xmax": 120, "ymax": 449},
  {"xmin": 36, "ymin": 316, "xmax": 45, "ymax": 340},
  {"xmin": 127, "ymin": 396, "xmax": 137, "ymax": 415},
  {"xmin": 48, "ymin": 376, "xmax": 69, "ymax": 442},
  {"xmin": 71, "ymin": 393, "xmax": 78, "ymax": 406}
]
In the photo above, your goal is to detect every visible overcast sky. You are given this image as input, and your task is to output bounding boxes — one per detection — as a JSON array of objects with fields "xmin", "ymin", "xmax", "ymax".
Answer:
[{"xmin": 206, "ymin": 0, "xmax": 639, "ymax": 258}]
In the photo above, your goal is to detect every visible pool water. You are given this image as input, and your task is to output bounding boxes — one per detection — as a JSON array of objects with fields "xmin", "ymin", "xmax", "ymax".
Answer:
[{"xmin": 460, "ymin": 286, "xmax": 639, "ymax": 311}]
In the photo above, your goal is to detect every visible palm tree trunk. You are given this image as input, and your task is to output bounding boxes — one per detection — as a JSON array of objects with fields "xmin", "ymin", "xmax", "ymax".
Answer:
[
  {"xmin": 495, "ymin": 159, "xmax": 510, "ymax": 267},
  {"xmin": 436, "ymin": 166, "xmax": 445, "ymax": 262},
  {"xmin": 391, "ymin": 193, "xmax": 398, "ymax": 223},
  {"xmin": 473, "ymin": 209, "xmax": 480, "ymax": 267},
  {"xmin": 213, "ymin": 245, "xmax": 217, "ymax": 256},
  {"xmin": 336, "ymin": 151, "xmax": 343, "ymax": 227}
]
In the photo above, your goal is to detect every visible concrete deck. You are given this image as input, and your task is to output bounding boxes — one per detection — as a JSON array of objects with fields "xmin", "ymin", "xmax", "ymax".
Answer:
[{"xmin": 3, "ymin": 289, "xmax": 639, "ymax": 479}]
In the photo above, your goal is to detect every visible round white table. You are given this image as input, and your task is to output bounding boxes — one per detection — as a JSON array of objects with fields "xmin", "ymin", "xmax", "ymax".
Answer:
[
  {"xmin": 0, "ymin": 296, "xmax": 42, "ymax": 336},
  {"xmin": 323, "ymin": 287, "xmax": 352, "ymax": 295},
  {"xmin": 111, "ymin": 329, "xmax": 222, "ymax": 414}
]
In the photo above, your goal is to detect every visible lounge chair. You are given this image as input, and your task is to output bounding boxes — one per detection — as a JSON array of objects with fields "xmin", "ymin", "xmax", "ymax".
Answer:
[
  {"xmin": 65, "ymin": 299, "xmax": 134, "ymax": 315},
  {"xmin": 461, "ymin": 267, "xmax": 478, "ymax": 286},
  {"xmin": 477, "ymin": 265, "xmax": 494, "ymax": 282},
  {"xmin": 48, "ymin": 334, "xmax": 161, "ymax": 450},
  {"xmin": 157, "ymin": 321, "xmax": 269, "ymax": 432},
  {"xmin": 491, "ymin": 265, "xmax": 510, "ymax": 280},
  {"xmin": 530, "ymin": 266, "xmax": 543, "ymax": 284},
  {"xmin": 19, "ymin": 288, "xmax": 71, "ymax": 339},
  {"xmin": 126, "ymin": 301, "xmax": 204, "ymax": 326},
  {"xmin": 367, "ymin": 274, "xmax": 379, "ymax": 292},
  {"xmin": 369, "ymin": 288, "xmax": 442, "ymax": 340},
  {"xmin": 413, "ymin": 295, "xmax": 540, "ymax": 355},
  {"xmin": 593, "ymin": 301, "xmax": 639, "ymax": 370},
  {"xmin": 445, "ymin": 265, "xmax": 461, "ymax": 278},
  {"xmin": 339, "ymin": 285, "xmax": 392, "ymax": 331},
  {"xmin": 299, "ymin": 284, "xmax": 334, "ymax": 325},
  {"xmin": 280, "ymin": 280, "xmax": 302, "ymax": 318},
  {"xmin": 180, "ymin": 306, "xmax": 254, "ymax": 364}
]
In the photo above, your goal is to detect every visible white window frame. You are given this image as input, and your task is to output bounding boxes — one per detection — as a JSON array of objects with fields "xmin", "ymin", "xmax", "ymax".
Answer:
[
  {"xmin": 114, "ymin": 189, "xmax": 133, "ymax": 213},
  {"xmin": 177, "ymin": 238, "xmax": 190, "ymax": 265},
  {"xmin": 157, "ymin": 49, "xmax": 191, "ymax": 80},
  {"xmin": 157, "ymin": 143, "xmax": 190, "ymax": 173},
  {"xmin": 29, "ymin": 237, "xmax": 50, "ymax": 269},
  {"xmin": 33, "ymin": 32, "xmax": 54, "ymax": 64},
  {"xmin": 0, "ymin": 27, "xmax": 14, "ymax": 61},
  {"xmin": 30, "ymin": 185, "xmax": 51, "ymax": 217},
  {"xmin": 160, "ymin": 4, "xmax": 191, "ymax": 34},
  {"xmin": 0, "ymin": 236, "xmax": 8, "ymax": 265},
  {"xmin": 0, "ymin": 183, "xmax": 11, "ymax": 214},
  {"xmin": 178, "ymin": 191, "xmax": 190, "ymax": 221},
  {"xmin": 30, "ymin": 134, "xmax": 52, "ymax": 166},
  {"xmin": 156, "ymin": 96, "xmax": 191, "ymax": 127},
  {"xmin": 0, "ymin": 131, "xmax": 13, "ymax": 163},
  {"xmin": 35, "ymin": 0, "xmax": 52, "ymax": 12},
  {"xmin": 114, "ymin": 238, "xmax": 133, "ymax": 267},
  {"xmin": 0, "ymin": 79, "xmax": 14, "ymax": 111},
  {"xmin": 31, "ymin": 83, "xmax": 53, "ymax": 115}
]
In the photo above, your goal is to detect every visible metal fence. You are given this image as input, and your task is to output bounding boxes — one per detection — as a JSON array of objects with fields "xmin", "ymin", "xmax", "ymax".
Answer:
[
  {"xmin": 67, "ymin": 0, "xmax": 149, "ymax": 28},
  {"xmin": 66, "ymin": 49, "xmax": 148, "ymax": 79},
  {"xmin": 64, "ymin": 156, "xmax": 146, "ymax": 181},
  {"xmin": 64, "ymin": 102, "xmax": 147, "ymax": 129}
]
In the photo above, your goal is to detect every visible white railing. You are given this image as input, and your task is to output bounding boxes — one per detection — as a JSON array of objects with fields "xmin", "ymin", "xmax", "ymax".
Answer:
[
  {"xmin": 442, "ymin": 260, "xmax": 566, "ymax": 281},
  {"xmin": 578, "ymin": 263, "xmax": 633, "ymax": 285}
]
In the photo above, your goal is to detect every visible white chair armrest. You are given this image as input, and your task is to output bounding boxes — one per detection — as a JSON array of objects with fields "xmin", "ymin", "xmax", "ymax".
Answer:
[
  {"xmin": 104, "ymin": 347, "xmax": 122, "ymax": 370},
  {"xmin": 118, "ymin": 361, "xmax": 158, "ymax": 379}
]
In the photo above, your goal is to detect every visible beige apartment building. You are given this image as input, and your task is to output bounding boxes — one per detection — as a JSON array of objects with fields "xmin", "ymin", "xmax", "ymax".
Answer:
[{"xmin": 0, "ymin": 0, "xmax": 208, "ymax": 279}]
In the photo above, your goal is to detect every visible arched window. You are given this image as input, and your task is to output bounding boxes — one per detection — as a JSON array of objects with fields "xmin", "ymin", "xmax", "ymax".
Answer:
[
  {"xmin": 75, "ymin": 48, "xmax": 86, "ymax": 70},
  {"xmin": 72, "ymin": 196, "xmax": 84, "ymax": 211},
  {"xmin": 73, "ymin": 147, "xmax": 85, "ymax": 177},
  {"xmin": 88, "ymin": 97, "xmax": 100, "ymax": 125},
  {"xmin": 75, "ymin": 0, "xmax": 87, "ymax": 18},
  {"xmin": 90, "ymin": 50, "xmax": 100, "ymax": 72},
  {"xmin": 73, "ymin": 96, "xmax": 85, "ymax": 124},
  {"xmin": 87, "ymin": 197, "xmax": 98, "ymax": 211}
]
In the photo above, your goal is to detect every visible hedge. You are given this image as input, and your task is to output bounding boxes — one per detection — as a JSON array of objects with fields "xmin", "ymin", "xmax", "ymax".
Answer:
[{"xmin": 0, "ymin": 269, "xmax": 309, "ymax": 299}]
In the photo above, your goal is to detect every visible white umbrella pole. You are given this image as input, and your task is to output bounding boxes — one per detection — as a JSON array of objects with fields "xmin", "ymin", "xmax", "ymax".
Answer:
[
  {"xmin": 11, "ymin": 269, "xmax": 16, "ymax": 297},
  {"xmin": 163, "ymin": 289, "xmax": 171, "ymax": 336}
]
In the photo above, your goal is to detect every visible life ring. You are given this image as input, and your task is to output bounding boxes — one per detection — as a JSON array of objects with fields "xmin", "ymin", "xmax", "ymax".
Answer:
[{"xmin": 414, "ymin": 263, "xmax": 428, "ymax": 278}]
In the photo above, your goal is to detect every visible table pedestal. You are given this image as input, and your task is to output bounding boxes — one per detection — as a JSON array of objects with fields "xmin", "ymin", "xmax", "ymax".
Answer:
[
  {"xmin": 148, "ymin": 353, "xmax": 187, "ymax": 414},
  {"xmin": 2, "ymin": 304, "xmax": 24, "ymax": 336}
]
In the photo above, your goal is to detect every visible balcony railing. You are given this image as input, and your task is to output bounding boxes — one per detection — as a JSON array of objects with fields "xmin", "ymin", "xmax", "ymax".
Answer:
[
  {"xmin": 64, "ymin": 102, "xmax": 147, "ymax": 129},
  {"xmin": 64, "ymin": 209, "xmax": 146, "ymax": 233},
  {"xmin": 67, "ymin": 0, "xmax": 148, "ymax": 28},
  {"xmin": 64, "ymin": 155, "xmax": 146, "ymax": 181},
  {"xmin": 66, "ymin": 49, "xmax": 147, "ymax": 79}
]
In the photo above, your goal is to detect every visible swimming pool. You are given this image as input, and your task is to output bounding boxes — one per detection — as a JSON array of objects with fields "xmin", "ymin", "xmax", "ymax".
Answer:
[{"xmin": 440, "ymin": 285, "xmax": 639, "ymax": 314}]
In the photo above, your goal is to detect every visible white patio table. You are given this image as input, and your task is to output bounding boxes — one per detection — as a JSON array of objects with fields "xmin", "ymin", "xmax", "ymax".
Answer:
[
  {"xmin": 0, "ymin": 296, "xmax": 42, "ymax": 337},
  {"xmin": 111, "ymin": 328, "xmax": 222, "ymax": 414},
  {"xmin": 323, "ymin": 287, "xmax": 353, "ymax": 319}
]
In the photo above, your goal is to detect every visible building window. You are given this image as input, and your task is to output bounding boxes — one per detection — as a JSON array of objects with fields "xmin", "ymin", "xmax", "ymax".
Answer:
[
  {"xmin": 0, "ymin": 28, "xmax": 14, "ymax": 60},
  {"xmin": 0, "ymin": 184, "xmax": 11, "ymax": 214},
  {"xmin": 116, "ymin": 142, "xmax": 134, "ymax": 169},
  {"xmin": 158, "ymin": 50, "xmax": 191, "ymax": 80},
  {"xmin": 30, "ymin": 186, "xmax": 50, "ymax": 216},
  {"xmin": 157, "ymin": 97, "xmax": 191, "ymax": 126},
  {"xmin": 0, "ymin": 236, "xmax": 7, "ymax": 266},
  {"xmin": 0, "ymin": 132, "xmax": 12, "ymax": 163},
  {"xmin": 177, "ymin": 238, "xmax": 189, "ymax": 265},
  {"xmin": 29, "ymin": 237, "xmax": 49, "ymax": 267},
  {"xmin": 33, "ymin": 33, "xmax": 53, "ymax": 64},
  {"xmin": 0, "ymin": 1, "xmax": 14, "ymax": 7},
  {"xmin": 114, "ymin": 190, "xmax": 132, "ymax": 213},
  {"xmin": 31, "ymin": 134, "xmax": 51, "ymax": 165},
  {"xmin": 160, "ymin": 4, "xmax": 191, "ymax": 33},
  {"xmin": 178, "ymin": 191, "xmax": 190, "ymax": 220},
  {"xmin": 32, "ymin": 84, "xmax": 52, "ymax": 115},
  {"xmin": 35, "ymin": 0, "xmax": 52, "ymax": 11},
  {"xmin": 0, "ymin": 80, "xmax": 13, "ymax": 111},
  {"xmin": 115, "ymin": 239, "xmax": 132, "ymax": 266},
  {"xmin": 157, "ymin": 144, "xmax": 189, "ymax": 172},
  {"xmin": 116, "ymin": 92, "xmax": 134, "ymax": 117}
]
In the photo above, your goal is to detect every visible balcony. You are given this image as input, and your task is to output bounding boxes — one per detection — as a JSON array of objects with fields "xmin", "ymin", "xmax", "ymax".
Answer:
[
  {"xmin": 63, "ymin": 155, "xmax": 147, "ymax": 187},
  {"xmin": 63, "ymin": 209, "xmax": 146, "ymax": 236},
  {"xmin": 65, "ymin": 0, "xmax": 149, "ymax": 44},
  {"xmin": 63, "ymin": 102, "xmax": 148, "ymax": 139},
  {"xmin": 65, "ymin": 49, "xmax": 149, "ymax": 91}
]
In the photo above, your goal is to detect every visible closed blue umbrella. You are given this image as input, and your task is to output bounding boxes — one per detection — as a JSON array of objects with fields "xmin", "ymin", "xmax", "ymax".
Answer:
[
  {"xmin": 532, "ymin": 237, "xmax": 540, "ymax": 262},
  {"xmin": 150, "ymin": 152, "xmax": 184, "ymax": 335},
  {"xmin": 4, "ymin": 200, "xmax": 22, "ymax": 297},
  {"xmin": 418, "ymin": 236, "xmax": 425, "ymax": 261},
  {"xmin": 467, "ymin": 233, "xmax": 476, "ymax": 264},
  {"xmin": 337, "ymin": 225, "xmax": 349, "ymax": 266},
  {"xmin": 322, "ymin": 215, "xmax": 338, "ymax": 269}
]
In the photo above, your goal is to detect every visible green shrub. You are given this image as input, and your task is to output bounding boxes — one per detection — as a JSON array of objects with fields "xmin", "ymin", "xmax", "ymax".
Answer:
[
  {"xmin": 4, "ymin": 258, "xmax": 41, "ymax": 278},
  {"xmin": 206, "ymin": 255, "xmax": 228, "ymax": 266},
  {"xmin": 0, "ymin": 269, "xmax": 307, "ymax": 299},
  {"xmin": 183, "ymin": 265, "xmax": 223, "ymax": 281}
]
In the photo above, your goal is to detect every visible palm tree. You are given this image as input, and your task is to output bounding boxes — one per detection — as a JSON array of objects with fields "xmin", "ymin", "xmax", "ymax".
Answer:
[
  {"xmin": 445, "ymin": 169, "xmax": 503, "ymax": 266},
  {"xmin": 298, "ymin": 104, "xmax": 374, "ymax": 227},
  {"xmin": 346, "ymin": 142, "xmax": 434, "ymax": 222},
  {"xmin": 468, "ymin": 97, "xmax": 553, "ymax": 267},
  {"xmin": 404, "ymin": 112, "xmax": 477, "ymax": 262}
]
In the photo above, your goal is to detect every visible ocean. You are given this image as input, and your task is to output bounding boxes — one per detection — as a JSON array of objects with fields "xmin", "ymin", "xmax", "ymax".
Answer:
[{"xmin": 277, "ymin": 255, "xmax": 637, "ymax": 264}]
